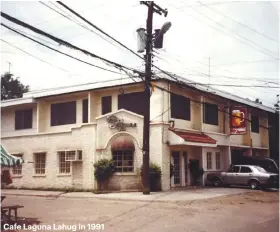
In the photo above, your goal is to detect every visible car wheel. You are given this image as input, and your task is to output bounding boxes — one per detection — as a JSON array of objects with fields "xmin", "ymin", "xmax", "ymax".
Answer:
[
  {"xmin": 212, "ymin": 178, "xmax": 222, "ymax": 187},
  {"xmin": 248, "ymin": 180, "xmax": 259, "ymax": 190}
]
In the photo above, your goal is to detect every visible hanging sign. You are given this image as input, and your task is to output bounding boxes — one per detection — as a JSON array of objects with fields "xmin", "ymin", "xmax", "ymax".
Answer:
[{"xmin": 230, "ymin": 106, "xmax": 247, "ymax": 135}]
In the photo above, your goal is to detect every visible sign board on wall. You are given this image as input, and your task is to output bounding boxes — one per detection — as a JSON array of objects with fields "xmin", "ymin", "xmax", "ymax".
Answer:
[{"xmin": 230, "ymin": 106, "xmax": 247, "ymax": 135}]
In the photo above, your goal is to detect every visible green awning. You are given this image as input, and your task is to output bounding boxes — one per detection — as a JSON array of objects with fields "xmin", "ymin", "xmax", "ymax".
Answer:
[{"xmin": 0, "ymin": 145, "xmax": 24, "ymax": 167}]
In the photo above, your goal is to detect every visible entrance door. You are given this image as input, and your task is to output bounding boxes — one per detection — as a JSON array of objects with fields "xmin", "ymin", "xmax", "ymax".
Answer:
[{"xmin": 172, "ymin": 152, "xmax": 181, "ymax": 185}]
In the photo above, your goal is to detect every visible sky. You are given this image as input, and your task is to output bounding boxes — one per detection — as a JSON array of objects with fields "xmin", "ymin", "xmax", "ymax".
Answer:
[{"xmin": 0, "ymin": 0, "xmax": 279, "ymax": 108}]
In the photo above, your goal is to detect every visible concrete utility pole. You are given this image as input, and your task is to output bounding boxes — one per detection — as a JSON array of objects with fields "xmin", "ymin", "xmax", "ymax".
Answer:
[
  {"xmin": 7, "ymin": 62, "xmax": 12, "ymax": 74},
  {"xmin": 140, "ymin": 1, "xmax": 168, "ymax": 195}
]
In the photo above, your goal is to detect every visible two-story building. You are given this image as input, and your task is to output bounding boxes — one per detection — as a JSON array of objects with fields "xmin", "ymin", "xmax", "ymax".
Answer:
[{"xmin": 1, "ymin": 75, "xmax": 275, "ymax": 191}]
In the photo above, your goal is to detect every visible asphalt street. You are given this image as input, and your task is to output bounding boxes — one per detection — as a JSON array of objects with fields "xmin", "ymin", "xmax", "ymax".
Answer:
[{"xmin": 1, "ymin": 191, "xmax": 279, "ymax": 232}]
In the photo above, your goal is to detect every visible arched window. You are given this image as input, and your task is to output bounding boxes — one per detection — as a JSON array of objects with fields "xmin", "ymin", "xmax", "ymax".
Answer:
[{"xmin": 111, "ymin": 136, "xmax": 135, "ymax": 173}]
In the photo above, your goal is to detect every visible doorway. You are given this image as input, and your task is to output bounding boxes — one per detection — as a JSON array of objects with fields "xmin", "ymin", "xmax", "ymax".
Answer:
[{"xmin": 172, "ymin": 151, "xmax": 181, "ymax": 186}]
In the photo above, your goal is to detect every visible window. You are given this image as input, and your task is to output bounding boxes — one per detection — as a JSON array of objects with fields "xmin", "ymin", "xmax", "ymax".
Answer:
[
  {"xmin": 240, "ymin": 166, "xmax": 252, "ymax": 173},
  {"xmin": 12, "ymin": 154, "xmax": 23, "ymax": 175},
  {"xmin": 112, "ymin": 150, "xmax": 134, "ymax": 172},
  {"xmin": 215, "ymin": 152, "xmax": 221, "ymax": 169},
  {"xmin": 203, "ymin": 102, "xmax": 218, "ymax": 125},
  {"xmin": 15, "ymin": 109, "xmax": 33, "ymax": 130},
  {"xmin": 170, "ymin": 93, "xmax": 191, "ymax": 120},
  {"xmin": 58, "ymin": 152, "xmax": 71, "ymax": 174},
  {"xmin": 102, "ymin": 96, "xmax": 112, "ymax": 115},
  {"xmin": 206, "ymin": 152, "xmax": 212, "ymax": 170},
  {"xmin": 34, "ymin": 153, "xmax": 46, "ymax": 175},
  {"xmin": 82, "ymin": 99, "xmax": 88, "ymax": 123},
  {"xmin": 228, "ymin": 166, "xmax": 240, "ymax": 173},
  {"xmin": 251, "ymin": 115, "xmax": 259, "ymax": 133},
  {"xmin": 51, "ymin": 101, "xmax": 76, "ymax": 126},
  {"xmin": 118, "ymin": 92, "xmax": 145, "ymax": 116}
]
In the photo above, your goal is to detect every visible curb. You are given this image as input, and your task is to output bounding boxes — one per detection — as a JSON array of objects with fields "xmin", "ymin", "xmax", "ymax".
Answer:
[{"xmin": 2, "ymin": 193, "xmax": 65, "ymax": 198}]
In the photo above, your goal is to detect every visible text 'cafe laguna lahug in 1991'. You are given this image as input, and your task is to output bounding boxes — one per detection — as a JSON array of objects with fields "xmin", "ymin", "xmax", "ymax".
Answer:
[{"xmin": 1, "ymin": 74, "xmax": 277, "ymax": 191}]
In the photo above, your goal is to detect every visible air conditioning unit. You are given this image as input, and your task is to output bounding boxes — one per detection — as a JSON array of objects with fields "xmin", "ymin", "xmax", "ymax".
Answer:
[{"xmin": 65, "ymin": 150, "xmax": 83, "ymax": 162}]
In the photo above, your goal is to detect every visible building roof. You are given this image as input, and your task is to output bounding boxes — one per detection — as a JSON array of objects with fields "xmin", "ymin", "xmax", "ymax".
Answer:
[
  {"xmin": 169, "ymin": 128, "xmax": 217, "ymax": 144},
  {"xmin": 1, "ymin": 74, "xmax": 276, "ymax": 113}
]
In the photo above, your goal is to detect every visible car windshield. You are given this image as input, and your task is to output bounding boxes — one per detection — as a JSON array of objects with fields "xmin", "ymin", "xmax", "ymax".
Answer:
[{"xmin": 254, "ymin": 166, "xmax": 267, "ymax": 173}]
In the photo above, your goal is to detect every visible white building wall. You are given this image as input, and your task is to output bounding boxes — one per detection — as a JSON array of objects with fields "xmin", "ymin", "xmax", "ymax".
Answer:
[{"xmin": 1, "ymin": 124, "xmax": 96, "ymax": 189}]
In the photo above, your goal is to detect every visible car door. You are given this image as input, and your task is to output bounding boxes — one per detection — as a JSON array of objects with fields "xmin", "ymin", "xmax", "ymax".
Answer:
[
  {"xmin": 236, "ymin": 166, "xmax": 253, "ymax": 185},
  {"xmin": 224, "ymin": 166, "xmax": 240, "ymax": 184}
]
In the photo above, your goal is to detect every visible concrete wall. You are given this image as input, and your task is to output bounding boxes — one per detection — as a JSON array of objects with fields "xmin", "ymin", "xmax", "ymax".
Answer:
[
  {"xmin": 1, "ymin": 124, "xmax": 96, "ymax": 189},
  {"xmin": 1, "ymin": 104, "xmax": 37, "ymax": 137}
]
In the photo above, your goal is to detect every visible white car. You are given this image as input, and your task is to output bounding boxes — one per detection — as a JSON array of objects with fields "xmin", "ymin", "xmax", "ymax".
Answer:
[{"xmin": 206, "ymin": 165, "xmax": 279, "ymax": 189}]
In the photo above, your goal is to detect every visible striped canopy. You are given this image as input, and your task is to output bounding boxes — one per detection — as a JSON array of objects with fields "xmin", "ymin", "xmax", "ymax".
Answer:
[{"xmin": 1, "ymin": 145, "xmax": 24, "ymax": 167}]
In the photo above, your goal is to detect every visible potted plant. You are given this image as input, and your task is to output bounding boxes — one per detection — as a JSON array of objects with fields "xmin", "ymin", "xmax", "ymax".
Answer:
[
  {"xmin": 93, "ymin": 159, "xmax": 116, "ymax": 192},
  {"xmin": 140, "ymin": 162, "xmax": 162, "ymax": 192}
]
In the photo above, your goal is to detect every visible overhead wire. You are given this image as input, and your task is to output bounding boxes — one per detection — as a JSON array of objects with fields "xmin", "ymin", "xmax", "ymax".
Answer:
[
  {"xmin": 38, "ymin": 1, "xmax": 124, "ymax": 52},
  {"xmin": 1, "ymin": 23, "xmax": 127, "ymax": 75},
  {"xmin": 190, "ymin": 8, "xmax": 277, "ymax": 59},
  {"xmin": 48, "ymin": 2, "xmax": 278, "ymax": 89},
  {"xmin": 197, "ymin": 1, "xmax": 278, "ymax": 43},
  {"xmin": 0, "ymin": 11, "xmax": 143, "ymax": 75},
  {"xmin": 56, "ymin": 1, "xmax": 144, "ymax": 61}
]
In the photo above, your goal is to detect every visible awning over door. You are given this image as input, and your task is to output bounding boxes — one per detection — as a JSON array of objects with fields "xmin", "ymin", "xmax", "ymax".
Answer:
[
  {"xmin": 168, "ymin": 129, "xmax": 217, "ymax": 147},
  {"xmin": 0, "ymin": 145, "xmax": 24, "ymax": 167}
]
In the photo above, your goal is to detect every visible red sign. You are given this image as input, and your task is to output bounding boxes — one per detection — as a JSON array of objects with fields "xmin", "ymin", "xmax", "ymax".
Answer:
[{"xmin": 230, "ymin": 106, "xmax": 247, "ymax": 135}]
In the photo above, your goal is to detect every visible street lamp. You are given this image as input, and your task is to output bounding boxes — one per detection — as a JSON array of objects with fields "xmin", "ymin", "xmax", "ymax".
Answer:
[{"xmin": 136, "ymin": 21, "xmax": 172, "ymax": 52}]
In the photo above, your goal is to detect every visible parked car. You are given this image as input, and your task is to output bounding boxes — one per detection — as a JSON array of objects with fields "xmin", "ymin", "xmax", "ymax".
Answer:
[
  {"xmin": 233, "ymin": 156, "xmax": 279, "ymax": 174},
  {"xmin": 207, "ymin": 165, "xmax": 279, "ymax": 189}
]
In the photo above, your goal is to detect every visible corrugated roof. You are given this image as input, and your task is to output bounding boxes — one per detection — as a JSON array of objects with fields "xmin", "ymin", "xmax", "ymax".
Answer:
[{"xmin": 1, "ymin": 75, "xmax": 276, "ymax": 113}]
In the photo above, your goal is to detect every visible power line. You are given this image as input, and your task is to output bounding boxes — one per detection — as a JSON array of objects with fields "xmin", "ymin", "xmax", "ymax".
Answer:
[
  {"xmin": 38, "ymin": 1, "xmax": 122, "ymax": 51},
  {"xmin": 0, "ymin": 11, "xmax": 143, "ymax": 75},
  {"xmin": 197, "ymin": 1, "xmax": 278, "ymax": 43},
  {"xmin": 211, "ymin": 59, "xmax": 279, "ymax": 67},
  {"xmin": 56, "ymin": 1, "xmax": 144, "ymax": 61},
  {"xmin": 190, "ymin": 8, "xmax": 277, "ymax": 59},
  {"xmin": 156, "ymin": 51, "xmax": 279, "ymax": 84},
  {"xmin": 1, "ymin": 39, "xmax": 71, "ymax": 73},
  {"xmin": 170, "ymin": 3, "xmax": 278, "ymax": 59},
  {"xmin": 1, "ymin": 23, "xmax": 126, "ymax": 75}
]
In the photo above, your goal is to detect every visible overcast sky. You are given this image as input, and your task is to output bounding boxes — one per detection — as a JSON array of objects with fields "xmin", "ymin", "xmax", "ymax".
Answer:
[{"xmin": 0, "ymin": 1, "xmax": 279, "ymax": 107}]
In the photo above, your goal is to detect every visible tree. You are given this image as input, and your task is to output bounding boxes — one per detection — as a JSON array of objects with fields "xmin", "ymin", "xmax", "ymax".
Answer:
[{"xmin": 1, "ymin": 72, "xmax": 29, "ymax": 100}]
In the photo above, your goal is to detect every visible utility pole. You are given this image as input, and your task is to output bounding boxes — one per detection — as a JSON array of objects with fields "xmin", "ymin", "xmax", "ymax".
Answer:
[
  {"xmin": 140, "ymin": 1, "xmax": 168, "ymax": 195},
  {"xmin": 7, "ymin": 62, "xmax": 11, "ymax": 74}
]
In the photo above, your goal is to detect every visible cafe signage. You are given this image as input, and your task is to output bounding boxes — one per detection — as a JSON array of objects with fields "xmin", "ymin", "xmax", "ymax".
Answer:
[
  {"xmin": 106, "ymin": 115, "xmax": 137, "ymax": 131},
  {"xmin": 230, "ymin": 106, "xmax": 247, "ymax": 135}
]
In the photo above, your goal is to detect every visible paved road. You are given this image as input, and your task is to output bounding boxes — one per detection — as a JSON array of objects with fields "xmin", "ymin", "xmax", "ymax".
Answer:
[{"xmin": 1, "ymin": 192, "xmax": 278, "ymax": 232}]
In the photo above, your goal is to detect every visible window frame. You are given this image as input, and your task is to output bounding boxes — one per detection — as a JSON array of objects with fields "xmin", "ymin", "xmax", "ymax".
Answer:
[
  {"xmin": 50, "ymin": 101, "xmax": 77, "ymax": 126},
  {"xmin": 15, "ymin": 108, "xmax": 33, "ymax": 130},
  {"xmin": 34, "ymin": 152, "xmax": 46, "ymax": 175},
  {"xmin": 11, "ymin": 153, "xmax": 23, "ymax": 176},
  {"xmin": 170, "ymin": 93, "xmax": 191, "ymax": 121},
  {"xmin": 251, "ymin": 115, "xmax": 259, "ymax": 133},
  {"xmin": 203, "ymin": 102, "xmax": 219, "ymax": 126},
  {"xmin": 112, "ymin": 150, "xmax": 134, "ymax": 173},
  {"xmin": 215, "ymin": 152, "xmax": 221, "ymax": 170},
  {"xmin": 82, "ymin": 99, "xmax": 88, "ymax": 123},
  {"xmin": 57, "ymin": 151, "xmax": 71, "ymax": 174},
  {"xmin": 101, "ymin": 96, "xmax": 112, "ymax": 115},
  {"xmin": 118, "ymin": 91, "xmax": 145, "ymax": 116},
  {"xmin": 206, "ymin": 152, "xmax": 212, "ymax": 170}
]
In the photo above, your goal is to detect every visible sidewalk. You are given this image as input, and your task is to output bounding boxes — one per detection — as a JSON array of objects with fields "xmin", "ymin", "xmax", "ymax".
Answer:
[{"xmin": 1, "ymin": 188, "xmax": 252, "ymax": 202}]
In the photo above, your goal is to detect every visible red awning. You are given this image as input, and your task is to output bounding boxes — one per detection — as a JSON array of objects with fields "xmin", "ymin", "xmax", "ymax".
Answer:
[
  {"xmin": 169, "ymin": 129, "xmax": 216, "ymax": 144},
  {"xmin": 111, "ymin": 135, "xmax": 135, "ymax": 150}
]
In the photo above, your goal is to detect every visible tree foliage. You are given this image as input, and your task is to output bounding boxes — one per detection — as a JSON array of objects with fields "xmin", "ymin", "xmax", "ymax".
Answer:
[{"xmin": 1, "ymin": 72, "xmax": 29, "ymax": 100}]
